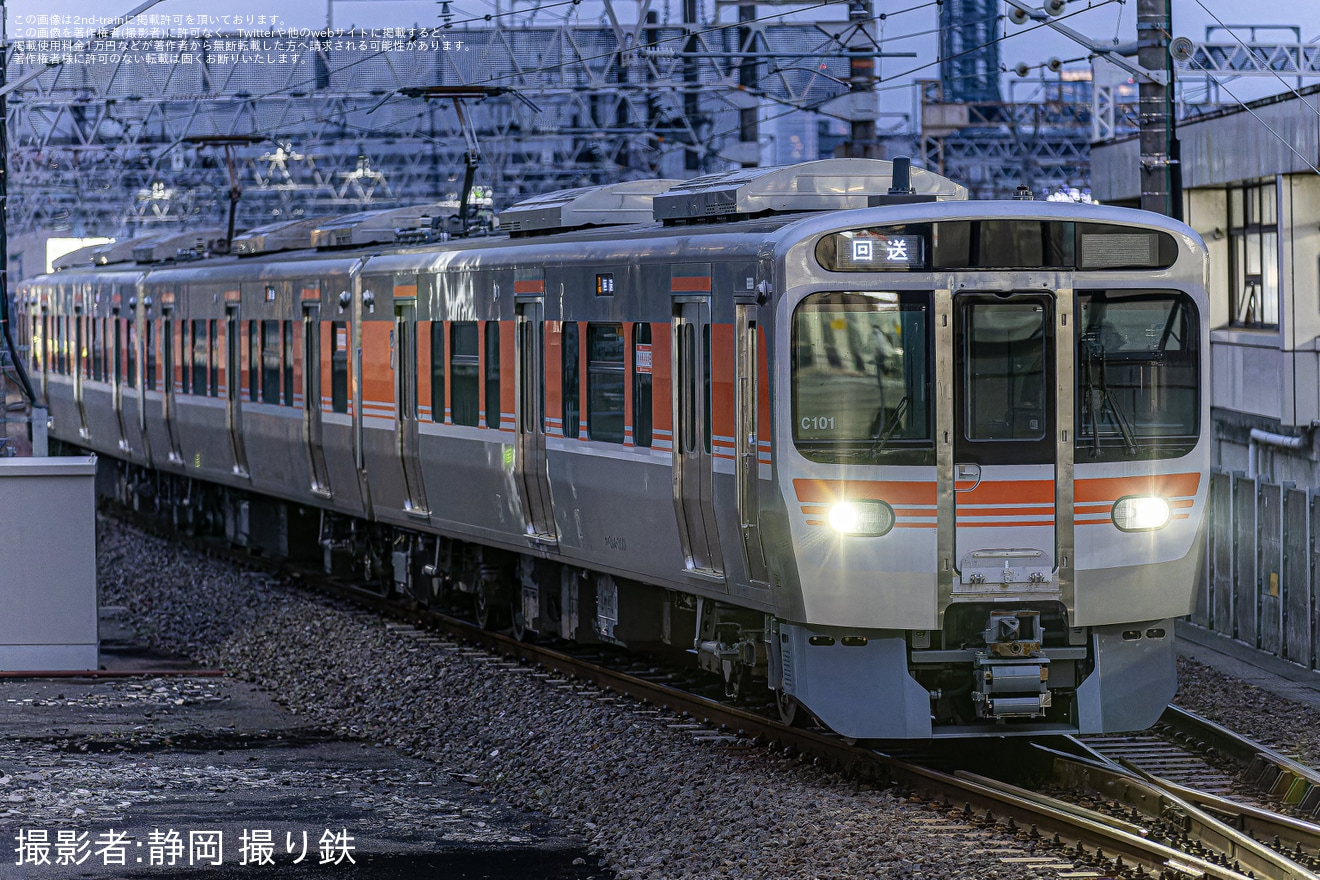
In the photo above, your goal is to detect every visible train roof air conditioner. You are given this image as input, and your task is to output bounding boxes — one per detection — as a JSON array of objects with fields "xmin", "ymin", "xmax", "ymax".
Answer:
[
  {"xmin": 501, "ymin": 179, "xmax": 683, "ymax": 237},
  {"xmin": 651, "ymin": 158, "xmax": 968, "ymax": 224}
]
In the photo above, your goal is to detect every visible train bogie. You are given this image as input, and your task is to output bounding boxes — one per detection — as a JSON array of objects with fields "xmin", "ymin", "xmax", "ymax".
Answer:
[{"xmin": 19, "ymin": 159, "xmax": 1210, "ymax": 738}]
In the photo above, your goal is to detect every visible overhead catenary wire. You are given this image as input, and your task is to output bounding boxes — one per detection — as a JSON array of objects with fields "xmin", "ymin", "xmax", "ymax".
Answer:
[{"xmin": 1191, "ymin": 0, "xmax": 1320, "ymax": 121}]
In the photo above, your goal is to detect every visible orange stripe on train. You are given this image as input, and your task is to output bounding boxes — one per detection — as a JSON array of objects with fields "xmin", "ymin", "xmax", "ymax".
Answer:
[
  {"xmin": 795, "ymin": 474, "xmax": 1199, "ymax": 510},
  {"xmin": 793, "ymin": 479, "xmax": 936, "ymax": 506},
  {"xmin": 1075, "ymin": 473, "xmax": 1200, "ymax": 503}
]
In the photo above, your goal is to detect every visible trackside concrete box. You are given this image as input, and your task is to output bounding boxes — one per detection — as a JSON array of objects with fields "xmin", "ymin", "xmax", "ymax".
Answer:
[{"xmin": 0, "ymin": 455, "xmax": 98, "ymax": 670}]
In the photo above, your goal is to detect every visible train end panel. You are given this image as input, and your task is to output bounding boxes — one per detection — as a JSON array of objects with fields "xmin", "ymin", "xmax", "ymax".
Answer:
[{"xmin": 775, "ymin": 616, "xmax": 1178, "ymax": 739}]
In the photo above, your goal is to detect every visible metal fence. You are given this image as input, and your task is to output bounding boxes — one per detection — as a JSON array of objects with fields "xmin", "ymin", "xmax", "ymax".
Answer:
[{"xmin": 1194, "ymin": 469, "xmax": 1317, "ymax": 669}]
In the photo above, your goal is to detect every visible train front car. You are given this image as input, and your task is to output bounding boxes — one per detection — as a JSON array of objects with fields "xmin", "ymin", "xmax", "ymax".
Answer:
[{"xmin": 767, "ymin": 194, "xmax": 1209, "ymax": 738}]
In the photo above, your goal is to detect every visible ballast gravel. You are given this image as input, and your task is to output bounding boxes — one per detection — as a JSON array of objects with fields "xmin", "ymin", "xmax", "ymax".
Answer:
[
  {"xmin": 1174, "ymin": 656, "xmax": 1320, "ymax": 766},
  {"xmin": 96, "ymin": 516, "xmax": 1078, "ymax": 880}
]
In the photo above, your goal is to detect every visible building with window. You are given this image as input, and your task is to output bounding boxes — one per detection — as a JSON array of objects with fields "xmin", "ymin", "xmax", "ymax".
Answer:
[{"xmin": 1093, "ymin": 83, "xmax": 1320, "ymax": 485}]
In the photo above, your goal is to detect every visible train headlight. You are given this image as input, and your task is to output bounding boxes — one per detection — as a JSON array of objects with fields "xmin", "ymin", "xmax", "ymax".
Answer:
[
  {"xmin": 1111, "ymin": 495, "xmax": 1171, "ymax": 531},
  {"xmin": 827, "ymin": 500, "xmax": 895, "ymax": 537}
]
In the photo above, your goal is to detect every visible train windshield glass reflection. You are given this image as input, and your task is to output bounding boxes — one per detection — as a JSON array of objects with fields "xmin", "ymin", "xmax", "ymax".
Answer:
[
  {"xmin": 792, "ymin": 291, "xmax": 933, "ymax": 464},
  {"xmin": 1077, "ymin": 289, "xmax": 1199, "ymax": 460}
]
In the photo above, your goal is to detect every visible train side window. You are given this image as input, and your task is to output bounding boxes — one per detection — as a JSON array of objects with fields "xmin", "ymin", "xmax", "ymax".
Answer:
[
  {"xmin": 283, "ymin": 320, "xmax": 295, "ymax": 406},
  {"xmin": 179, "ymin": 320, "xmax": 190, "ymax": 393},
  {"xmin": 633, "ymin": 323, "xmax": 652, "ymax": 448},
  {"xmin": 262, "ymin": 320, "xmax": 281, "ymax": 405},
  {"xmin": 145, "ymin": 321, "xmax": 156, "ymax": 391},
  {"xmin": 192, "ymin": 320, "xmax": 208, "ymax": 396},
  {"xmin": 125, "ymin": 321, "xmax": 134, "ymax": 387},
  {"xmin": 75, "ymin": 316, "xmax": 84, "ymax": 379},
  {"xmin": 430, "ymin": 321, "xmax": 445, "ymax": 423},
  {"xmin": 209, "ymin": 320, "xmax": 219, "ymax": 397},
  {"xmin": 90, "ymin": 318, "xmax": 102, "ymax": 381},
  {"xmin": 248, "ymin": 320, "xmax": 261, "ymax": 402},
  {"xmin": 331, "ymin": 321, "xmax": 349, "ymax": 414},
  {"xmin": 586, "ymin": 322, "xmax": 624, "ymax": 444},
  {"xmin": 114, "ymin": 319, "xmax": 123, "ymax": 386},
  {"xmin": 450, "ymin": 321, "xmax": 480, "ymax": 427},
  {"xmin": 162, "ymin": 320, "xmax": 174, "ymax": 393},
  {"xmin": 484, "ymin": 321, "xmax": 501, "ymax": 429},
  {"xmin": 562, "ymin": 322, "xmax": 579, "ymax": 439}
]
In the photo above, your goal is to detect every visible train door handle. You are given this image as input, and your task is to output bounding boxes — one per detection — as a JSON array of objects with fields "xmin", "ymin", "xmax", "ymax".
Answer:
[{"xmin": 955, "ymin": 463, "xmax": 982, "ymax": 492}]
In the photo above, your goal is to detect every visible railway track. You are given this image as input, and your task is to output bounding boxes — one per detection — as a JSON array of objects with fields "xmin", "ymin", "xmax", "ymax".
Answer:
[
  {"xmin": 316, "ymin": 576, "xmax": 1320, "ymax": 880},
  {"xmin": 114, "ymin": 509, "xmax": 1320, "ymax": 880}
]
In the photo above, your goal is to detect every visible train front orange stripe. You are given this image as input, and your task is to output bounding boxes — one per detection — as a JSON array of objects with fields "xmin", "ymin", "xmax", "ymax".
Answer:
[
  {"xmin": 1075, "ymin": 473, "xmax": 1200, "ymax": 503},
  {"xmin": 793, "ymin": 479, "xmax": 936, "ymax": 506},
  {"xmin": 955, "ymin": 480, "xmax": 1054, "ymax": 505}
]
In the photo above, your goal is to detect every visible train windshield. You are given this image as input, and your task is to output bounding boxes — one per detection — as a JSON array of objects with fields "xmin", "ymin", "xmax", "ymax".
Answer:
[
  {"xmin": 792, "ymin": 291, "xmax": 933, "ymax": 464},
  {"xmin": 1077, "ymin": 289, "xmax": 1199, "ymax": 460}
]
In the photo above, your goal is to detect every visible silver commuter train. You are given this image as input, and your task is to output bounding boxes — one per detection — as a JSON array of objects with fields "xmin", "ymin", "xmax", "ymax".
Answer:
[{"xmin": 18, "ymin": 159, "xmax": 1210, "ymax": 738}]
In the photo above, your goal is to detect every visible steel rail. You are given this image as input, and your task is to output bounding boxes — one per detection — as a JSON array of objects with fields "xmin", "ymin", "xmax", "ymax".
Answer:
[
  {"xmin": 1034, "ymin": 742, "xmax": 1319, "ymax": 880},
  {"xmin": 1162, "ymin": 704, "xmax": 1320, "ymax": 815}
]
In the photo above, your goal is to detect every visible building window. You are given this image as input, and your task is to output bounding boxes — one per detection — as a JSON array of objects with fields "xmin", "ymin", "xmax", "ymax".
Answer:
[
  {"xmin": 587, "ymin": 323, "xmax": 625, "ymax": 443},
  {"xmin": 451, "ymin": 321, "xmax": 480, "ymax": 427},
  {"xmin": 484, "ymin": 321, "xmax": 501, "ymax": 429},
  {"xmin": 1228, "ymin": 182, "xmax": 1278, "ymax": 328}
]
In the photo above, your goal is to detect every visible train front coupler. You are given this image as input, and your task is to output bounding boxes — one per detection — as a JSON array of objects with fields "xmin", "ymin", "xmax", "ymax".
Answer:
[{"xmin": 969, "ymin": 609, "xmax": 1051, "ymax": 721}]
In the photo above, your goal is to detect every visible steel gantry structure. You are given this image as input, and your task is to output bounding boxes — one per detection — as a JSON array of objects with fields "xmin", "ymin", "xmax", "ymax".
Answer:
[
  {"xmin": 7, "ymin": 1, "xmax": 1320, "ymax": 237},
  {"xmin": 4, "ymin": 2, "xmax": 866, "ymax": 238}
]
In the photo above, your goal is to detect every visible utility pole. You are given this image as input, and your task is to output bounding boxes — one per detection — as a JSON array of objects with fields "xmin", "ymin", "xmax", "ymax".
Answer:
[
  {"xmin": 1137, "ymin": 0, "xmax": 1180, "ymax": 219},
  {"xmin": 736, "ymin": 0, "xmax": 759, "ymax": 167},
  {"xmin": 682, "ymin": 0, "xmax": 702, "ymax": 171},
  {"xmin": 1004, "ymin": 0, "xmax": 1181, "ymax": 218},
  {"xmin": 836, "ymin": 0, "xmax": 879, "ymax": 159}
]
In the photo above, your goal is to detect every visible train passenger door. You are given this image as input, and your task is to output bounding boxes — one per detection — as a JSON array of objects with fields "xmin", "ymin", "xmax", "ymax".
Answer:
[
  {"xmin": 225, "ymin": 303, "xmax": 250, "ymax": 478},
  {"xmin": 112, "ymin": 300, "xmax": 131, "ymax": 452},
  {"xmin": 951, "ymin": 292, "xmax": 1067, "ymax": 594},
  {"xmin": 394, "ymin": 301, "xmax": 430, "ymax": 517},
  {"xmin": 735, "ymin": 302, "xmax": 768, "ymax": 585},
  {"xmin": 671, "ymin": 291, "xmax": 724, "ymax": 579},
  {"xmin": 515, "ymin": 297, "xmax": 557, "ymax": 544},
  {"xmin": 302, "ymin": 303, "xmax": 333, "ymax": 498},
  {"xmin": 131, "ymin": 283, "xmax": 152, "ymax": 463},
  {"xmin": 161, "ymin": 308, "xmax": 184, "ymax": 464},
  {"xmin": 73, "ymin": 297, "xmax": 89, "ymax": 440}
]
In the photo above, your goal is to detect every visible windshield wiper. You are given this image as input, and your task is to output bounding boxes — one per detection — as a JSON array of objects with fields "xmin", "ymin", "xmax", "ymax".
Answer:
[
  {"xmin": 1081, "ymin": 343, "xmax": 1138, "ymax": 457},
  {"xmin": 854, "ymin": 395, "xmax": 911, "ymax": 461}
]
